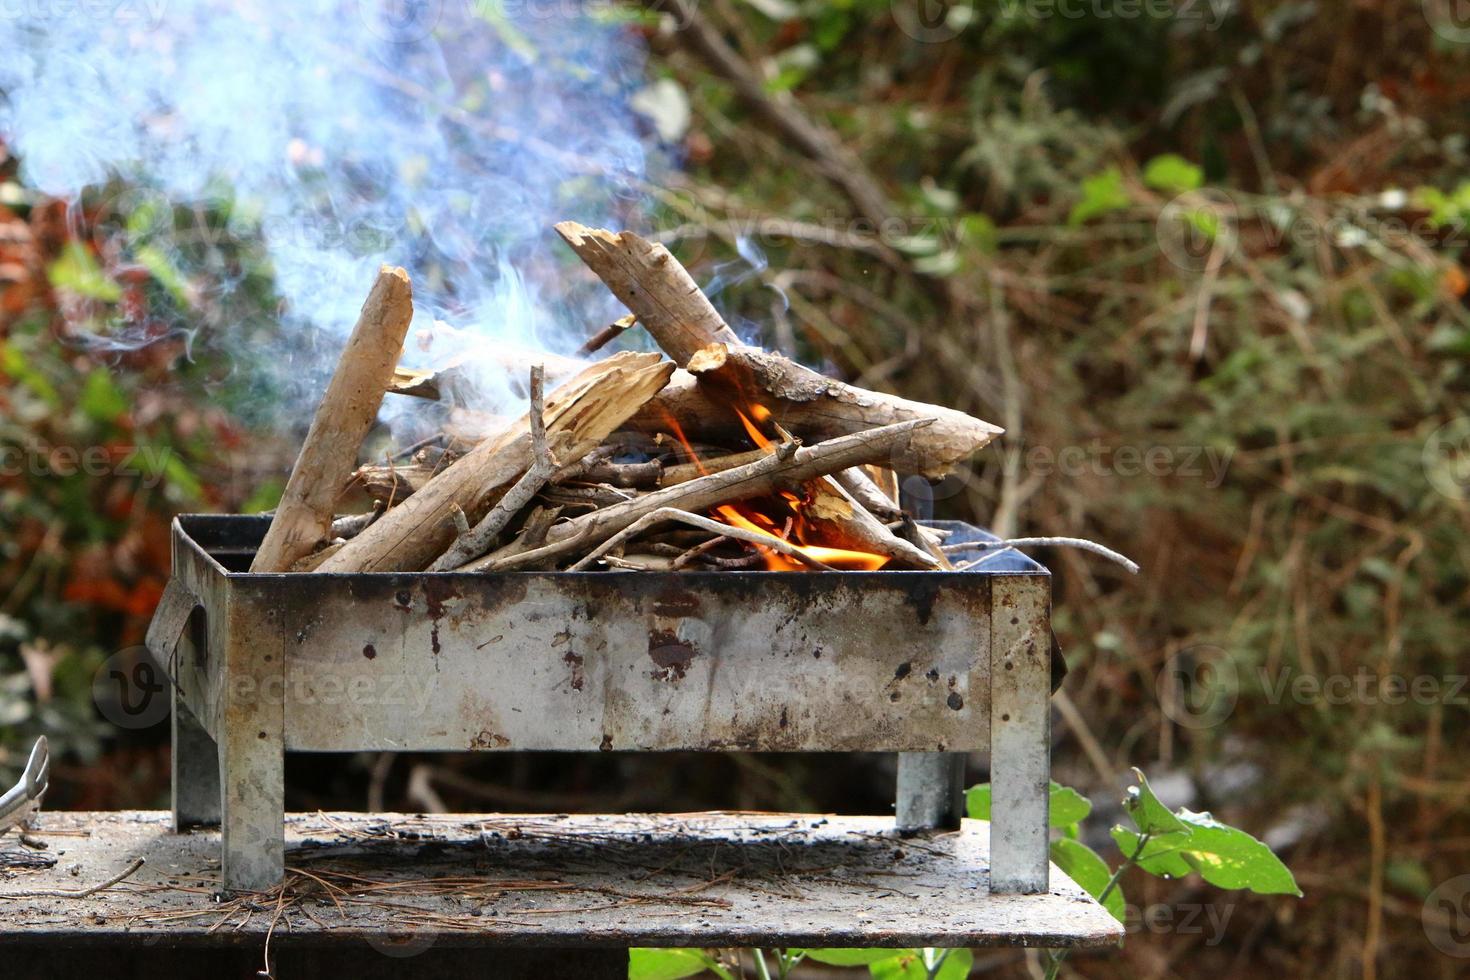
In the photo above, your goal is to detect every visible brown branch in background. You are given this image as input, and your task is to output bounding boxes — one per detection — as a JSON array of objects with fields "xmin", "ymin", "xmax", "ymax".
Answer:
[
  {"xmin": 251, "ymin": 266, "xmax": 414, "ymax": 572},
  {"xmin": 462, "ymin": 418, "xmax": 935, "ymax": 572},
  {"xmin": 429, "ymin": 366, "xmax": 557, "ymax": 571},
  {"xmin": 647, "ymin": 0, "xmax": 895, "ymax": 230}
]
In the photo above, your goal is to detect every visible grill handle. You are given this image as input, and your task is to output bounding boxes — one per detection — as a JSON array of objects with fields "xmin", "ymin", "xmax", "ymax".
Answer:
[{"xmin": 146, "ymin": 578, "xmax": 202, "ymax": 681}]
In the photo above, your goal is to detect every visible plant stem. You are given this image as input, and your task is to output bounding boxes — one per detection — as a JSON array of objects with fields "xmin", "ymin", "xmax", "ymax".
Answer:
[
  {"xmin": 752, "ymin": 949, "xmax": 773, "ymax": 980},
  {"xmin": 1044, "ymin": 832, "xmax": 1152, "ymax": 980},
  {"xmin": 925, "ymin": 949, "xmax": 951, "ymax": 979}
]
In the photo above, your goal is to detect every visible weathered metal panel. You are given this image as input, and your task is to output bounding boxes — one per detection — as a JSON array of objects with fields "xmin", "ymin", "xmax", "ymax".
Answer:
[
  {"xmin": 162, "ymin": 515, "xmax": 1047, "ymax": 755},
  {"xmin": 267, "ymin": 572, "xmax": 992, "ymax": 752}
]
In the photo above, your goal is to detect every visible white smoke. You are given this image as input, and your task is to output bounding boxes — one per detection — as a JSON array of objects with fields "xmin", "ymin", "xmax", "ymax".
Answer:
[{"xmin": 0, "ymin": 0, "xmax": 663, "ymax": 421}]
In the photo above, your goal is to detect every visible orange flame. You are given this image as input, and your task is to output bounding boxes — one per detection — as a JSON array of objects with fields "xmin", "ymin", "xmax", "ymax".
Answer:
[{"xmin": 663, "ymin": 402, "xmax": 888, "ymax": 571}]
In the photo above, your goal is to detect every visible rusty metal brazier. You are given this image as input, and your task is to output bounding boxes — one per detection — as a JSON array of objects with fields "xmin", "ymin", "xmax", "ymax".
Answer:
[{"xmin": 148, "ymin": 515, "xmax": 1055, "ymax": 892}]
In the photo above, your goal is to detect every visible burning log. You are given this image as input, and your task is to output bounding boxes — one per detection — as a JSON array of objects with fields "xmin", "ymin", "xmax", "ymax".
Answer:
[
  {"xmin": 316, "ymin": 351, "xmax": 675, "ymax": 573},
  {"xmin": 251, "ymin": 266, "xmax": 414, "ymax": 573},
  {"xmin": 552, "ymin": 224, "xmax": 1000, "ymax": 478},
  {"xmin": 683, "ymin": 343, "xmax": 1002, "ymax": 479},
  {"xmin": 458, "ymin": 418, "xmax": 934, "ymax": 573},
  {"xmin": 799, "ymin": 478, "xmax": 939, "ymax": 569}
]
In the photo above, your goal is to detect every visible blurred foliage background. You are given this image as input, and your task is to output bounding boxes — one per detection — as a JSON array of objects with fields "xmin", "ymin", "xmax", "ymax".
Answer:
[{"xmin": 3, "ymin": 0, "xmax": 1470, "ymax": 975}]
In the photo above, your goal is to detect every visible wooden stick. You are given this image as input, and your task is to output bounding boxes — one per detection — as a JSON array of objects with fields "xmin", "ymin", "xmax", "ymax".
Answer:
[
  {"xmin": 316, "ymin": 352, "xmax": 675, "ymax": 573},
  {"xmin": 352, "ymin": 462, "xmax": 438, "ymax": 505},
  {"xmin": 459, "ymin": 418, "xmax": 934, "ymax": 572},
  {"xmin": 835, "ymin": 467, "xmax": 903, "ymax": 521},
  {"xmin": 683, "ymin": 343, "xmax": 1002, "ymax": 479},
  {"xmin": 578, "ymin": 314, "xmax": 637, "ymax": 356},
  {"xmin": 799, "ymin": 477, "xmax": 939, "ymax": 569},
  {"xmin": 429, "ymin": 366, "xmax": 557, "ymax": 571},
  {"xmin": 570, "ymin": 508, "xmax": 834, "ymax": 572},
  {"xmin": 555, "ymin": 222, "xmax": 742, "ymax": 367},
  {"xmin": 661, "ymin": 447, "xmax": 773, "ymax": 486},
  {"xmin": 251, "ymin": 266, "xmax": 414, "ymax": 572}
]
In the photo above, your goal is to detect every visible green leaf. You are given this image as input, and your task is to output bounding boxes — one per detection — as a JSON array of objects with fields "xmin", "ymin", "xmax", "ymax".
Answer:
[
  {"xmin": 958, "ymin": 213, "xmax": 997, "ymax": 254},
  {"xmin": 868, "ymin": 950, "xmax": 970, "ymax": 979},
  {"xmin": 160, "ymin": 453, "xmax": 204, "ymax": 503},
  {"xmin": 934, "ymin": 949, "xmax": 973, "ymax": 979},
  {"xmin": 1051, "ymin": 837, "xmax": 1124, "ymax": 921},
  {"xmin": 1068, "ymin": 167, "xmax": 1130, "ymax": 226},
  {"xmin": 1050, "ymin": 783, "xmax": 1093, "ymax": 829},
  {"xmin": 803, "ymin": 948, "xmax": 910, "ymax": 965},
  {"xmin": 1143, "ymin": 154, "xmax": 1204, "ymax": 194},
  {"xmin": 135, "ymin": 244, "xmax": 191, "ymax": 306},
  {"xmin": 0, "ymin": 342, "xmax": 59, "ymax": 405},
  {"xmin": 47, "ymin": 241, "xmax": 122, "ymax": 302},
  {"xmin": 1122, "ymin": 769, "xmax": 1188, "ymax": 836},
  {"xmin": 80, "ymin": 370, "xmax": 128, "ymax": 424},
  {"xmin": 1111, "ymin": 810, "xmax": 1301, "ymax": 896},
  {"xmin": 967, "ymin": 782, "xmax": 1092, "ymax": 830},
  {"xmin": 627, "ymin": 948, "xmax": 723, "ymax": 980}
]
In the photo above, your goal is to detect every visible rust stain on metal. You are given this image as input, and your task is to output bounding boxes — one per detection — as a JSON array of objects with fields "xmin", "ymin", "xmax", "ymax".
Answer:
[
  {"xmin": 648, "ymin": 631, "xmax": 696, "ymax": 680},
  {"xmin": 362, "ymin": 644, "xmax": 376, "ymax": 660},
  {"xmin": 470, "ymin": 730, "xmax": 510, "ymax": 748},
  {"xmin": 563, "ymin": 651, "xmax": 585, "ymax": 691}
]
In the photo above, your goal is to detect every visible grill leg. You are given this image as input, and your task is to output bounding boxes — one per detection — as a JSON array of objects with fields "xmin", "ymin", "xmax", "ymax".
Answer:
[
  {"xmin": 219, "ymin": 721, "xmax": 284, "ymax": 891},
  {"xmin": 218, "ymin": 616, "xmax": 287, "ymax": 891},
  {"xmin": 172, "ymin": 693, "xmax": 220, "ymax": 829},
  {"xmin": 895, "ymin": 752, "xmax": 966, "ymax": 831},
  {"xmin": 989, "ymin": 576, "xmax": 1051, "ymax": 894}
]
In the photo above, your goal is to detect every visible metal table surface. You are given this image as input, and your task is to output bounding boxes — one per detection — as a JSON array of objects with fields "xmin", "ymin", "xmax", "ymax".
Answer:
[{"xmin": 0, "ymin": 810, "xmax": 1122, "ymax": 955}]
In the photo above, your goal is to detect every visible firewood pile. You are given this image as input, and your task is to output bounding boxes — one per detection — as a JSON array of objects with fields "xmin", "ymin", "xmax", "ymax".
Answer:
[{"xmin": 250, "ymin": 222, "xmax": 1004, "ymax": 575}]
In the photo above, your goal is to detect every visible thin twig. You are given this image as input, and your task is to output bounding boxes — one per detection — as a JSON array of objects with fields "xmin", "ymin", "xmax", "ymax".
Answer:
[
  {"xmin": 430, "ymin": 365, "xmax": 557, "ymax": 571},
  {"xmin": 672, "ymin": 534, "xmax": 729, "ymax": 569},
  {"xmin": 570, "ymin": 508, "xmax": 834, "ymax": 572},
  {"xmin": 577, "ymin": 314, "xmax": 637, "ymax": 356},
  {"xmin": 0, "ymin": 856, "xmax": 144, "ymax": 899},
  {"xmin": 948, "ymin": 536, "xmax": 1140, "ymax": 574}
]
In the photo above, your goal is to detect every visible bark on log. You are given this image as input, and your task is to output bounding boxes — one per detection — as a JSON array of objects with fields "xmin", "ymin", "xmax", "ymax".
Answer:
[
  {"xmin": 251, "ymin": 266, "xmax": 414, "ymax": 572},
  {"xmin": 554, "ymin": 222, "xmax": 742, "ymax": 366},
  {"xmin": 682, "ymin": 343, "xmax": 1001, "ymax": 479},
  {"xmin": 460, "ymin": 418, "xmax": 934, "ymax": 572},
  {"xmin": 316, "ymin": 352, "xmax": 675, "ymax": 573}
]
